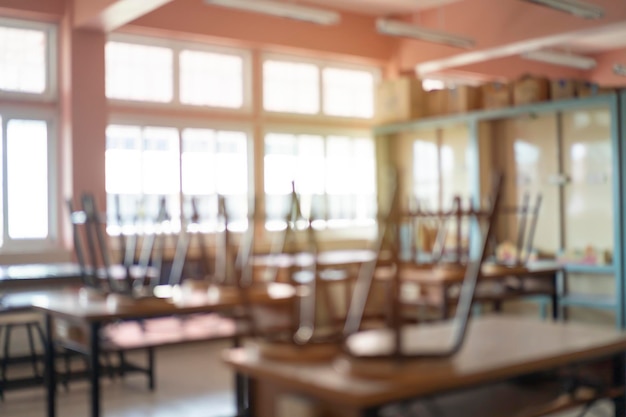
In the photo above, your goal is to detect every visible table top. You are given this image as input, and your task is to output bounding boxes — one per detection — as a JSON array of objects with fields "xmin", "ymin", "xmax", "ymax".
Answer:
[
  {"xmin": 223, "ymin": 316, "xmax": 626, "ymax": 408},
  {"xmin": 31, "ymin": 282, "xmax": 295, "ymax": 322},
  {"xmin": 390, "ymin": 261, "xmax": 562, "ymax": 285},
  {"xmin": 252, "ymin": 249, "xmax": 377, "ymax": 269},
  {"xmin": 0, "ymin": 262, "xmax": 83, "ymax": 289}
]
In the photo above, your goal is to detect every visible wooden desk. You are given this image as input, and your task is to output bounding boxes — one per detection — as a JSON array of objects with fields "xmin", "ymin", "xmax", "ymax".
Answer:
[
  {"xmin": 0, "ymin": 262, "xmax": 82, "ymax": 292},
  {"xmin": 378, "ymin": 262, "xmax": 562, "ymax": 320},
  {"xmin": 223, "ymin": 316, "xmax": 626, "ymax": 417},
  {"xmin": 32, "ymin": 283, "xmax": 295, "ymax": 417}
]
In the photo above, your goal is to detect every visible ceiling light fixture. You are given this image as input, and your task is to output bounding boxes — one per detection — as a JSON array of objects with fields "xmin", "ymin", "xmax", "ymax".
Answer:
[
  {"xmin": 376, "ymin": 18, "xmax": 475, "ymax": 49},
  {"xmin": 203, "ymin": 0, "xmax": 340, "ymax": 25},
  {"xmin": 521, "ymin": 50, "xmax": 597, "ymax": 70},
  {"xmin": 521, "ymin": 0, "xmax": 604, "ymax": 19}
]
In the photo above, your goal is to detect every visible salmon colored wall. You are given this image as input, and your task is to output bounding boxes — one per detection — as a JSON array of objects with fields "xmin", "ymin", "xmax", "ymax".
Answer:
[
  {"xmin": 0, "ymin": 0, "xmax": 64, "ymax": 20},
  {"xmin": 589, "ymin": 48, "xmax": 626, "ymax": 87},
  {"xmin": 129, "ymin": 0, "xmax": 396, "ymax": 65},
  {"xmin": 69, "ymin": 29, "xmax": 108, "ymax": 206},
  {"xmin": 450, "ymin": 56, "xmax": 586, "ymax": 82}
]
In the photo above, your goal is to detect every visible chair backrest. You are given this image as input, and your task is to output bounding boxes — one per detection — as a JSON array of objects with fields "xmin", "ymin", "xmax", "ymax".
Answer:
[
  {"xmin": 68, "ymin": 193, "xmax": 166, "ymax": 295},
  {"xmin": 168, "ymin": 195, "xmax": 238, "ymax": 287},
  {"xmin": 343, "ymin": 173, "xmax": 504, "ymax": 360}
]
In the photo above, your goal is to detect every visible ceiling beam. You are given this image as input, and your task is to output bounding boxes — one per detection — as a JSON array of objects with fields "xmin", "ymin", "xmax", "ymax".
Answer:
[{"xmin": 73, "ymin": 0, "xmax": 174, "ymax": 32}]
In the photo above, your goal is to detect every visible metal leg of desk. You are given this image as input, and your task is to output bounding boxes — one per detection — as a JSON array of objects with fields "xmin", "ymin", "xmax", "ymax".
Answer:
[
  {"xmin": 44, "ymin": 314, "xmax": 56, "ymax": 417},
  {"xmin": 88, "ymin": 321, "xmax": 102, "ymax": 417},
  {"xmin": 613, "ymin": 352, "xmax": 626, "ymax": 417},
  {"xmin": 233, "ymin": 334, "xmax": 248, "ymax": 417}
]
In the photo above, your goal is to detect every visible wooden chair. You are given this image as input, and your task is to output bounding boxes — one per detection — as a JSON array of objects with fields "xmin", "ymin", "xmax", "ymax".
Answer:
[
  {"xmin": 67, "ymin": 193, "xmax": 163, "ymax": 297},
  {"xmin": 342, "ymin": 173, "xmax": 504, "ymax": 363},
  {"xmin": 64, "ymin": 192, "xmax": 169, "ymax": 389},
  {"xmin": 237, "ymin": 184, "xmax": 346, "ymax": 361}
]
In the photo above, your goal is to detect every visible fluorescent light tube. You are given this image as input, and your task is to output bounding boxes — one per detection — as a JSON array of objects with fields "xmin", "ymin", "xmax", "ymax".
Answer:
[
  {"xmin": 522, "ymin": 0, "xmax": 604, "ymax": 19},
  {"xmin": 203, "ymin": 0, "xmax": 340, "ymax": 25},
  {"xmin": 522, "ymin": 50, "xmax": 597, "ymax": 70},
  {"xmin": 376, "ymin": 19, "xmax": 475, "ymax": 49}
]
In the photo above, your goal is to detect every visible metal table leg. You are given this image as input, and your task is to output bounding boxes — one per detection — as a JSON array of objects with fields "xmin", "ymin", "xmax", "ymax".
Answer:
[
  {"xmin": 44, "ymin": 314, "xmax": 56, "ymax": 417},
  {"xmin": 89, "ymin": 321, "xmax": 102, "ymax": 417}
]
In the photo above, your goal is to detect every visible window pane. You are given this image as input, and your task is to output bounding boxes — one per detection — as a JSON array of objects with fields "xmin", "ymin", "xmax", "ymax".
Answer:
[
  {"xmin": 142, "ymin": 127, "xmax": 180, "ymax": 195},
  {"xmin": 106, "ymin": 42, "xmax": 173, "ymax": 102},
  {"xmin": 7, "ymin": 119, "xmax": 48, "ymax": 238},
  {"xmin": 323, "ymin": 68, "xmax": 374, "ymax": 118},
  {"xmin": 182, "ymin": 128, "xmax": 216, "ymax": 195},
  {"xmin": 413, "ymin": 139, "xmax": 439, "ymax": 210},
  {"xmin": 263, "ymin": 60, "xmax": 319, "ymax": 114},
  {"xmin": 180, "ymin": 50, "xmax": 243, "ymax": 108},
  {"xmin": 0, "ymin": 26, "xmax": 46, "ymax": 94},
  {"xmin": 264, "ymin": 133, "xmax": 296, "ymax": 221},
  {"xmin": 182, "ymin": 128, "xmax": 248, "ymax": 222},
  {"xmin": 106, "ymin": 125, "xmax": 142, "ymax": 194}
]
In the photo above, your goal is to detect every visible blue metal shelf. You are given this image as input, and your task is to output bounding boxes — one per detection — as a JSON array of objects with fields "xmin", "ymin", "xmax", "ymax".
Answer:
[
  {"xmin": 564, "ymin": 264, "xmax": 615, "ymax": 275},
  {"xmin": 559, "ymin": 293, "xmax": 617, "ymax": 310}
]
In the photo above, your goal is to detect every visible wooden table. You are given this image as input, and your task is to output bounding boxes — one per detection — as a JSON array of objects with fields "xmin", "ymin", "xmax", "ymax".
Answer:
[
  {"xmin": 31, "ymin": 283, "xmax": 295, "ymax": 417},
  {"xmin": 223, "ymin": 316, "xmax": 626, "ymax": 417},
  {"xmin": 379, "ymin": 262, "xmax": 562, "ymax": 320},
  {"xmin": 0, "ymin": 262, "xmax": 82, "ymax": 292}
]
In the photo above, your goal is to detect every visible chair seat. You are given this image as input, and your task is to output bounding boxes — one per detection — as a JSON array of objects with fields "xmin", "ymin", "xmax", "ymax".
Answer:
[{"xmin": 0, "ymin": 311, "xmax": 42, "ymax": 326}]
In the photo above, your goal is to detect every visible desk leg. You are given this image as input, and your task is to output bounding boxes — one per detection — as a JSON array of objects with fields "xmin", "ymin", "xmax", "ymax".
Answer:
[
  {"xmin": 89, "ymin": 322, "xmax": 102, "ymax": 417},
  {"xmin": 233, "ymin": 334, "xmax": 247, "ymax": 417},
  {"xmin": 613, "ymin": 353, "xmax": 626, "ymax": 417},
  {"xmin": 44, "ymin": 314, "xmax": 56, "ymax": 417},
  {"xmin": 551, "ymin": 272, "xmax": 559, "ymax": 321}
]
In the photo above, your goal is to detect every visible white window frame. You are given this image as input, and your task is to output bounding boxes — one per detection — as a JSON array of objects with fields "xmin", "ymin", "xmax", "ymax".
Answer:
[
  {"xmin": 262, "ymin": 124, "xmax": 378, "ymax": 233},
  {"xmin": 106, "ymin": 33, "xmax": 252, "ymax": 113},
  {"xmin": 0, "ymin": 104, "xmax": 59, "ymax": 252},
  {"xmin": 261, "ymin": 53, "xmax": 381, "ymax": 121},
  {"xmin": 106, "ymin": 114, "xmax": 254, "ymax": 234},
  {"xmin": 0, "ymin": 17, "xmax": 58, "ymax": 102}
]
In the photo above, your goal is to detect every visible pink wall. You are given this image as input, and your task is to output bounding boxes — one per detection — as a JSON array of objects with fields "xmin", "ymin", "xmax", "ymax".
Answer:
[
  {"xmin": 450, "ymin": 56, "xmax": 586, "ymax": 82},
  {"xmin": 590, "ymin": 48, "xmax": 626, "ymax": 87},
  {"xmin": 68, "ymin": 29, "xmax": 108, "ymax": 206},
  {"xmin": 0, "ymin": 0, "xmax": 64, "ymax": 20}
]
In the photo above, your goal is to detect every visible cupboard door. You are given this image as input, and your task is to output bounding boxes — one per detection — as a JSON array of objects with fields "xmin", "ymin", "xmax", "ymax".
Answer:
[
  {"xmin": 440, "ymin": 124, "xmax": 471, "ymax": 209},
  {"xmin": 495, "ymin": 114, "xmax": 560, "ymax": 256},
  {"xmin": 561, "ymin": 107, "xmax": 613, "ymax": 263},
  {"xmin": 407, "ymin": 128, "xmax": 439, "ymax": 211}
]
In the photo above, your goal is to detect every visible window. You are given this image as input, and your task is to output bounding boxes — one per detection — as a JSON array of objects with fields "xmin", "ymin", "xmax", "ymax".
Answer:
[
  {"xmin": 322, "ymin": 68, "xmax": 374, "ymax": 118},
  {"xmin": 106, "ymin": 42, "xmax": 173, "ymax": 103},
  {"xmin": 262, "ymin": 56, "xmax": 379, "ymax": 119},
  {"xmin": 106, "ymin": 123, "xmax": 249, "ymax": 231},
  {"xmin": 264, "ymin": 132, "xmax": 376, "ymax": 229},
  {"xmin": 263, "ymin": 60, "xmax": 320, "ymax": 114},
  {"xmin": 0, "ymin": 18, "xmax": 58, "ymax": 252},
  {"xmin": 180, "ymin": 50, "xmax": 244, "ymax": 108},
  {"xmin": 106, "ymin": 35, "xmax": 250, "ymax": 110},
  {"xmin": 0, "ymin": 115, "xmax": 55, "ymax": 248},
  {"xmin": 0, "ymin": 18, "xmax": 56, "ymax": 98}
]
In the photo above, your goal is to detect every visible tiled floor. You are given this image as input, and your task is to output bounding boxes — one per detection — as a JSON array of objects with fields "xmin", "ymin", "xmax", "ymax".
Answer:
[{"xmin": 0, "ymin": 340, "xmax": 236, "ymax": 417}]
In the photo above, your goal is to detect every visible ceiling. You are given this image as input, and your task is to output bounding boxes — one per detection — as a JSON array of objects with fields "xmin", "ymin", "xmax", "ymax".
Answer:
[
  {"xmin": 72, "ymin": 0, "xmax": 626, "ymax": 86},
  {"xmin": 294, "ymin": 0, "xmax": 626, "ymax": 84}
]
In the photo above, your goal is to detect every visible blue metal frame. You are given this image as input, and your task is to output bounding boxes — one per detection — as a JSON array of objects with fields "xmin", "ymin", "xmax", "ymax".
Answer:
[{"xmin": 375, "ymin": 92, "xmax": 625, "ymax": 327}]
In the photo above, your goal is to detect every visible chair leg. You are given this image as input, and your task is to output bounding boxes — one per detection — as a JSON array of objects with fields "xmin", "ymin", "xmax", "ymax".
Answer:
[
  {"xmin": 0, "ymin": 325, "xmax": 5, "ymax": 401},
  {"xmin": 1, "ymin": 324, "xmax": 13, "ymax": 387},
  {"xmin": 25, "ymin": 323, "xmax": 40, "ymax": 378}
]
